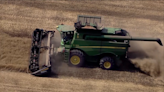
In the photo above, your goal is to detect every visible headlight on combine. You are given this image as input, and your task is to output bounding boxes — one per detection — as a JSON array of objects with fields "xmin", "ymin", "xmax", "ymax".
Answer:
[{"xmin": 57, "ymin": 47, "xmax": 65, "ymax": 53}]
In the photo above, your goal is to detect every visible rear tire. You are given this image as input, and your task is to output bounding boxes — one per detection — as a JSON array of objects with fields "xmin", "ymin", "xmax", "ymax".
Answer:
[
  {"xmin": 68, "ymin": 50, "xmax": 85, "ymax": 67},
  {"xmin": 99, "ymin": 57, "xmax": 115, "ymax": 70}
]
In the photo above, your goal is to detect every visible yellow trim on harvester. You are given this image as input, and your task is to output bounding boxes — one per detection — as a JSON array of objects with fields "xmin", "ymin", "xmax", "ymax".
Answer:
[
  {"xmin": 76, "ymin": 46, "xmax": 126, "ymax": 49},
  {"xmin": 104, "ymin": 61, "xmax": 111, "ymax": 69},
  {"xmin": 70, "ymin": 55, "xmax": 81, "ymax": 65},
  {"xmin": 41, "ymin": 67, "xmax": 49, "ymax": 71}
]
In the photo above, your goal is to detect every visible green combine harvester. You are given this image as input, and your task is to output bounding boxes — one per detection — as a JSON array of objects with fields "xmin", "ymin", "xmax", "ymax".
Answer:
[{"xmin": 29, "ymin": 15, "xmax": 163, "ymax": 76}]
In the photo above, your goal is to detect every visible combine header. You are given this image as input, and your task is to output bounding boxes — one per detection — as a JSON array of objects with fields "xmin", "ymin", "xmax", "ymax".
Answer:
[
  {"xmin": 29, "ymin": 29, "xmax": 55, "ymax": 76},
  {"xmin": 29, "ymin": 15, "xmax": 163, "ymax": 76}
]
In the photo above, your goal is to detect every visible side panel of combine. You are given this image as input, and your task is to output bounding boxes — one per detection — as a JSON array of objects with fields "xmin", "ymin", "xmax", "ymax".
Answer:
[
  {"xmin": 101, "ymin": 41, "xmax": 129, "ymax": 57},
  {"xmin": 73, "ymin": 39, "xmax": 101, "ymax": 56}
]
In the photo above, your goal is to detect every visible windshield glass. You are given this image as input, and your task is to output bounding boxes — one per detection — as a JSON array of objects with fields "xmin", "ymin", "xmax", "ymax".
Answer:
[{"xmin": 62, "ymin": 31, "xmax": 74, "ymax": 44}]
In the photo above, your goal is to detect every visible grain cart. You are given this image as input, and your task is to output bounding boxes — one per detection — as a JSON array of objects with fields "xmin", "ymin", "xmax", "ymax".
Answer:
[{"xmin": 29, "ymin": 15, "xmax": 163, "ymax": 76}]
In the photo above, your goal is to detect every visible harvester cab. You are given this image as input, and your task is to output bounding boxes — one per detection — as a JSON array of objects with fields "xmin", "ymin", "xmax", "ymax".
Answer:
[
  {"xmin": 56, "ymin": 25, "xmax": 75, "ymax": 45},
  {"xmin": 29, "ymin": 15, "xmax": 163, "ymax": 76}
]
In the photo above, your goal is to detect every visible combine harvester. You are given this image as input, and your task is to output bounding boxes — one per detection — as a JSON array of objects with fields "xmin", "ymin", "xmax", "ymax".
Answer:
[{"xmin": 29, "ymin": 15, "xmax": 163, "ymax": 76}]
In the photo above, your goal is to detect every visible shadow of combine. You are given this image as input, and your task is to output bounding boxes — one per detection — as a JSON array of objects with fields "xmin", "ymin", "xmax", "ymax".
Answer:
[
  {"xmin": 40, "ymin": 57, "xmax": 149, "ymax": 78},
  {"xmin": 81, "ymin": 58, "xmax": 144, "ymax": 73},
  {"xmin": 34, "ymin": 72, "xmax": 59, "ymax": 78},
  {"xmin": 117, "ymin": 58, "xmax": 143, "ymax": 73},
  {"xmin": 38, "ymin": 43, "xmax": 151, "ymax": 78}
]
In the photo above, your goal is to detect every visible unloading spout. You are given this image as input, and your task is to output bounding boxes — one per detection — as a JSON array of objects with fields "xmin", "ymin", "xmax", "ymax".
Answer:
[
  {"xmin": 85, "ymin": 35, "xmax": 163, "ymax": 46},
  {"xmin": 157, "ymin": 38, "xmax": 163, "ymax": 46}
]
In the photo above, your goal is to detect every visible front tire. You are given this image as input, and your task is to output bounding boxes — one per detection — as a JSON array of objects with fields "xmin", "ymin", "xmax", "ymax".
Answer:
[
  {"xmin": 68, "ymin": 50, "xmax": 85, "ymax": 67},
  {"xmin": 99, "ymin": 57, "xmax": 115, "ymax": 70}
]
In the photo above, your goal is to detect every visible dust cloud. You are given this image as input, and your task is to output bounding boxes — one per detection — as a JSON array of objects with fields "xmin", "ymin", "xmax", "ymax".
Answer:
[
  {"xmin": 39, "ymin": 30, "xmax": 63, "ymax": 69},
  {"xmin": 50, "ymin": 31, "xmax": 82, "ymax": 75},
  {"xmin": 38, "ymin": 29, "xmax": 77, "ymax": 75},
  {"xmin": 128, "ymin": 41, "xmax": 164, "ymax": 79},
  {"xmin": 49, "ymin": 30, "xmax": 69, "ymax": 74},
  {"xmin": 51, "ymin": 30, "xmax": 62, "ymax": 48}
]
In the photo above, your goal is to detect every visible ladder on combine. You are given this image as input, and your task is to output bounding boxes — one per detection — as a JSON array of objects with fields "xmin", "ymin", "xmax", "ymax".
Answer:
[{"xmin": 29, "ymin": 29, "xmax": 55, "ymax": 76}]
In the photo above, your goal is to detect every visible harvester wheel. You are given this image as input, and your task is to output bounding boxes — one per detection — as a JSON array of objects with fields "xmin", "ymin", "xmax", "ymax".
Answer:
[
  {"xmin": 99, "ymin": 57, "xmax": 115, "ymax": 70},
  {"xmin": 69, "ymin": 50, "xmax": 85, "ymax": 67}
]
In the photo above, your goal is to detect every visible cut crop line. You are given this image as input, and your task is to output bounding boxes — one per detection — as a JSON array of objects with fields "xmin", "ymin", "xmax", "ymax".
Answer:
[{"xmin": 0, "ymin": 83, "xmax": 68, "ymax": 92}]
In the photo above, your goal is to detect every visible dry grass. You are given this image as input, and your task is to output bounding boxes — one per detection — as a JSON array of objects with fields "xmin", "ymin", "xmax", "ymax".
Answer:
[
  {"xmin": 0, "ymin": 0, "xmax": 164, "ymax": 91},
  {"xmin": 0, "ymin": 71, "xmax": 163, "ymax": 92}
]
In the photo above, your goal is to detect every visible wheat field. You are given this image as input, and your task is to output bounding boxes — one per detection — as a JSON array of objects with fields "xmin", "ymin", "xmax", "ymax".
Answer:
[{"xmin": 0, "ymin": 0, "xmax": 164, "ymax": 92}]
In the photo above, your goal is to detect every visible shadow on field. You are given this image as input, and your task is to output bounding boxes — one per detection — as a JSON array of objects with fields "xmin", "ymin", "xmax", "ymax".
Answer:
[
  {"xmin": 36, "ymin": 72, "xmax": 59, "ymax": 78},
  {"xmin": 34, "ymin": 39, "xmax": 158, "ymax": 86},
  {"xmin": 78, "ymin": 58, "xmax": 141, "ymax": 72},
  {"xmin": 41, "ymin": 57, "xmax": 146, "ymax": 79},
  {"xmin": 83, "ymin": 58, "xmax": 144, "ymax": 73},
  {"xmin": 117, "ymin": 58, "xmax": 144, "ymax": 73},
  {"xmin": 40, "ymin": 44, "xmax": 149, "ymax": 79},
  {"xmin": 33, "ymin": 49, "xmax": 160, "ymax": 87}
]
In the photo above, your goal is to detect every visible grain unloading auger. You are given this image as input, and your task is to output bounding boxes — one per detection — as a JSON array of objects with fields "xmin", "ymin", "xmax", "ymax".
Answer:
[{"xmin": 29, "ymin": 29, "xmax": 55, "ymax": 76}]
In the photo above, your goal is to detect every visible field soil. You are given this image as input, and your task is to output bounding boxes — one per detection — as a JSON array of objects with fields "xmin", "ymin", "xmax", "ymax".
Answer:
[{"xmin": 0, "ymin": 0, "xmax": 164, "ymax": 92}]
